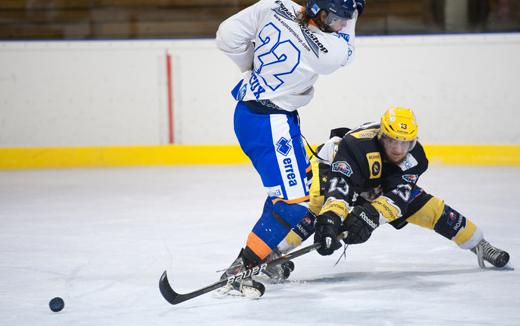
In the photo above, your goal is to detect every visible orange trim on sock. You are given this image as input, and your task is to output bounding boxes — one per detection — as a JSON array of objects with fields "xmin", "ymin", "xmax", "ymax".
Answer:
[
  {"xmin": 272, "ymin": 195, "xmax": 310, "ymax": 205},
  {"xmin": 246, "ymin": 232, "xmax": 272, "ymax": 260},
  {"xmin": 306, "ymin": 164, "xmax": 312, "ymax": 173}
]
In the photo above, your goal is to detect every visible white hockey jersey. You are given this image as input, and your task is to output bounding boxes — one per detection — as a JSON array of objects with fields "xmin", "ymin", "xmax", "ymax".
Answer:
[{"xmin": 216, "ymin": 0, "xmax": 357, "ymax": 112}]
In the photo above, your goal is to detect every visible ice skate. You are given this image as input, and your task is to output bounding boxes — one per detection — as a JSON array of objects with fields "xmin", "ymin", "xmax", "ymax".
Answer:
[
  {"xmin": 471, "ymin": 239, "xmax": 510, "ymax": 269},
  {"xmin": 255, "ymin": 249, "xmax": 295, "ymax": 283},
  {"xmin": 217, "ymin": 249, "xmax": 265, "ymax": 298}
]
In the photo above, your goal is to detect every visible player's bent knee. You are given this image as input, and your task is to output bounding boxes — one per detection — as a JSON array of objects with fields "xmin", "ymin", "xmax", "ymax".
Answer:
[
  {"xmin": 272, "ymin": 199, "xmax": 309, "ymax": 229},
  {"xmin": 406, "ymin": 196, "xmax": 444, "ymax": 229}
]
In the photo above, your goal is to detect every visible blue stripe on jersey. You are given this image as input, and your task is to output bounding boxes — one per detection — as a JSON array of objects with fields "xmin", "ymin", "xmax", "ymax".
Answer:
[
  {"xmin": 234, "ymin": 101, "xmax": 310, "ymax": 249},
  {"xmin": 287, "ymin": 117, "xmax": 310, "ymax": 196}
]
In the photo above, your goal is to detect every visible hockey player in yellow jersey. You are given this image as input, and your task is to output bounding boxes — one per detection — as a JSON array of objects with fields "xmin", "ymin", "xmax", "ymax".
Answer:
[{"xmin": 280, "ymin": 107, "xmax": 510, "ymax": 269}]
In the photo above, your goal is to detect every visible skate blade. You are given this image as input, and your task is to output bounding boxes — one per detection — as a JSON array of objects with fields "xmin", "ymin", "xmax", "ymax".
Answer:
[
  {"xmin": 240, "ymin": 286, "xmax": 263, "ymax": 299},
  {"xmin": 496, "ymin": 263, "xmax": 514, "ymax": 271},
  {"xmin": 213, "ymin": 284, "xmax": 263, "ymax": 299},
  {"xmin": 253, "ymin": 273, "xmax": 287, "ymax": 284},
  {"xmin": 479, "ymin": 263, "xmax": 515, "ymax": 271},
  {"xmin": 214, "ymin": 284, "xmax": 239, "ymax": 298}
]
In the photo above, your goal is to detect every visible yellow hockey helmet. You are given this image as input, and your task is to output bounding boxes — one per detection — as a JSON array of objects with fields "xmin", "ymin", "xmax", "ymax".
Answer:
[{"xmin": 379, "ymin": 107, "xmax": 418, "ymax": 142}]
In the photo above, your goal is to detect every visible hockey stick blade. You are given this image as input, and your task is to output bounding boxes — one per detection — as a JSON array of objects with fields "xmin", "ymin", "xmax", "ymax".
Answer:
[
  {"xmin": 158, "ymin": 232, "xmax": 347, "ymax": 305},
  {"xmin": 159, "ymin": 271, "xmax": 228, "ymax": 305},
  {"xmin": 158, "ymin": 243, "xmax": 319, "ymax": 305}
]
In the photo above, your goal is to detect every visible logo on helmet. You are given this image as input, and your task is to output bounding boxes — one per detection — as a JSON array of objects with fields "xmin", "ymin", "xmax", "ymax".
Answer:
[
  {"xmin": 306, "ymin": 0, "xmax": 357, "ymax": 20},
  {"xmin": 311, "ymin": 4, "xmax": 321, "ymax": 15},
  {"xmin": 380, "ymin": 107, "xmax": 418, "ymax": 142}
]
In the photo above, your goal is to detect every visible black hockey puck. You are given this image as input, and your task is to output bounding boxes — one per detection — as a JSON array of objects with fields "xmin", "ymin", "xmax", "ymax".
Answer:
[{"xmin": 49, "ymin": 297, "xmax": 65, "ymax": 312}]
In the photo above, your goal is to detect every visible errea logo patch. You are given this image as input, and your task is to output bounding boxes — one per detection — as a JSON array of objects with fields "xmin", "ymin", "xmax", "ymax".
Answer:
[{"xmin": 276, "ymin": 137, "xmax": 292, "ymax": 156}]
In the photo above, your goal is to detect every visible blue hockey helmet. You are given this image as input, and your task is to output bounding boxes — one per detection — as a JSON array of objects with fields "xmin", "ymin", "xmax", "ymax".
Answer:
[{"xmin": 306, "ymin": 0, "xmax": 357, "ymax": 20}]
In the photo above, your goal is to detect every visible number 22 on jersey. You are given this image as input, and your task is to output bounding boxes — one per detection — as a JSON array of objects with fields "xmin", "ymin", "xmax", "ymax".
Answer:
[{"xmin": 254, "ymin": 23, "xmax": 301, "ymax": 91}]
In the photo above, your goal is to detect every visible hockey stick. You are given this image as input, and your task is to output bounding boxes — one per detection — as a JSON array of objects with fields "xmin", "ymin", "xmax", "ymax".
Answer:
[{"xmin": 159, "ymin": 233, "xmax": 347, "ymax": 305}]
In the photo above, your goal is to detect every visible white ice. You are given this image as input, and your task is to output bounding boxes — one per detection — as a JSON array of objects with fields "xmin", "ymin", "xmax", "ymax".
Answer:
[{"xmin": 0, "ymin": 165, "xmax": 519, "ymax": 326}]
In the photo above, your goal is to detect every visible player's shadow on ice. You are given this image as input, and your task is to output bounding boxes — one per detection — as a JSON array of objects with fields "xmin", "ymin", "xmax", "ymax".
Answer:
[{"xmin": 296, "ymin": 267, "xmax": 489, "ymax": 293}]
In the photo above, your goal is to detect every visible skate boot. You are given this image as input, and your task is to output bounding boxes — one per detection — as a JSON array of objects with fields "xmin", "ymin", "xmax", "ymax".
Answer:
[
  {"xmin": 257, "ymin": 249, "xmax": 295, "ymax": 283},
  {"xmin": 219, "ymin": 249, "xmax": 265, "ymax": 298},
  {"xmin": 471, "ymin": 239, "xmax": 510, "ymax": 268}
]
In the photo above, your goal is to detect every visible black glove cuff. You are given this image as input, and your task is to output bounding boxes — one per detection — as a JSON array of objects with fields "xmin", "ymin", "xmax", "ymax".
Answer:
[
  {"xmin": 316, "ymin": 211, "xmax": 341, "ymax": 228},
  {"xmin": 360, "ymin": 203, "xmax": 380, "ymax": 220},
  {"xmin": 315, "ymin": 212, "xmax": 343, "ymax": 255}
]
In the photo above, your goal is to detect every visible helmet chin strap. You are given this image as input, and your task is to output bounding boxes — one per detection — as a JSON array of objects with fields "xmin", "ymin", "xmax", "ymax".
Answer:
[{"xmin": 322, "ymin": 23, "xmax": 336, "ymax": 33}]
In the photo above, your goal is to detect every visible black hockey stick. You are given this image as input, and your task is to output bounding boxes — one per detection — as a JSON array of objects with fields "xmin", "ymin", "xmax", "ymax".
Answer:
[{"xmin": 159, "ymin": 233, "xmax": 347, "ymax": 305}]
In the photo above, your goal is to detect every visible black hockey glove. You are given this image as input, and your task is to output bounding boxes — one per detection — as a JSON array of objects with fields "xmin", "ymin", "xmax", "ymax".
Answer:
[
  {"xmin": 342, "ymin": 203, "xmax": 380, "ymax": 244},
  {"xmin": 356, "ymin": 0, "xmax": 366, "ymax": 16},
  {"xmin": 314, "ymin": 212, "xmax": 343, "ymax": 256}
]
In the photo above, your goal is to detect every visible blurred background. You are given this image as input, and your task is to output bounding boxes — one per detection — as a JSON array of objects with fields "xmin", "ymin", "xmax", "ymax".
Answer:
[
  {"xmin": 1, "ymin": 0, "xmax": 519, "ymax": 40},
  {"xmin": 0, "ymin": 1, "xmax": 519, "ymax": 168}
]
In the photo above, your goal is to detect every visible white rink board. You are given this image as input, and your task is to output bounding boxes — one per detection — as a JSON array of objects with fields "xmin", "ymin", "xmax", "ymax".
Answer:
[
  {"xmin": 0, "ymin": 41, "xmax": 172, "ymax": 146},
  {"xmin": 0, "ymin": 34, "xmax": 519, "ymax": 146}
]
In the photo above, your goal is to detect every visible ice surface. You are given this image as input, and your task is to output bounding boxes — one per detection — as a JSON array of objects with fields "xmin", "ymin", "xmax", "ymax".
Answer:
[{"xmin": 0, "ymin": 165, "xmax": 519, "ymax": 326}]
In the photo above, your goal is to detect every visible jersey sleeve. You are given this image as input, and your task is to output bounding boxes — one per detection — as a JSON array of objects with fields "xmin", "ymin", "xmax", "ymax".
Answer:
[
  {"xmin": 337, "ymin": 10, "xmax": 357, "ymax": 67},
  {"xmin": 371, "ymin": 143, "xmax": 429, "ymax": 223},
  {"xmin": 216, "ymin": 0, "xmax": 272, "ymax": 72}
]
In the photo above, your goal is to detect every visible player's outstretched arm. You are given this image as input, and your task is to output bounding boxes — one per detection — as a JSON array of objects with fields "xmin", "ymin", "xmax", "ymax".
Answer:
[{"xmin": 342, "ymin": 203, "xmax": 380, "ymax": 244}]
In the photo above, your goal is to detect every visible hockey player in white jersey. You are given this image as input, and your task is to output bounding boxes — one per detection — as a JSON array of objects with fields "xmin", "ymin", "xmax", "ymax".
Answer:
[{"xmin": 216, "ymin": 0, "xmax": 365, "ymax": 297}]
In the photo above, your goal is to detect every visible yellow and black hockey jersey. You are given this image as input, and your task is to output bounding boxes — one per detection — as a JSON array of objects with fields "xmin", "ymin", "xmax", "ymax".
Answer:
[{"xmin": 312, "ymin": 123, "xmax": 429, "ymax": 225}]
